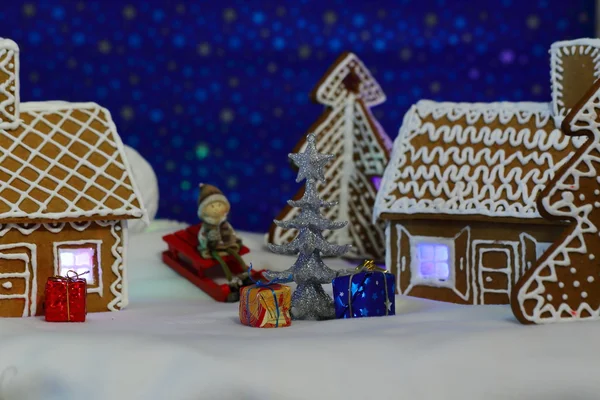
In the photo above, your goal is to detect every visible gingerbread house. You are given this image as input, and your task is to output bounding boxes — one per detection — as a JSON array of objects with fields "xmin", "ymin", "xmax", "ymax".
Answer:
[
  {"xmin": 373, "ymin": 38, "xmax": 600, "ymax": 305},
  {"xmin": 0, "ymin": 38, "xmax": 146, "ymax": 317}
]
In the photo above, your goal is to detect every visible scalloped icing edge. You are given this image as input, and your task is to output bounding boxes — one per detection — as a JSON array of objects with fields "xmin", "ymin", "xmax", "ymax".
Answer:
[{"xmin": 0, "ymin": 37, "xmax": 20, "ymax": 130}]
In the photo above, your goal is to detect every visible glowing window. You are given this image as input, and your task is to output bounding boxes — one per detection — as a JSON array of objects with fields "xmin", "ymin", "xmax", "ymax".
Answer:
[
  {"xmin": 58, "ymin": 247, "xmax": 95, "ymax": 284},
  {"xmin": 417, "ymin": 243, "xmax": 450, "ymax": 281}
]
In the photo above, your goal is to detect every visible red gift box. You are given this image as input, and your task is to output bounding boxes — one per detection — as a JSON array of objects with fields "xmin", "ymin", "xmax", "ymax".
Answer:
[{"xmin": 44, "ymin": 273, "xmax": 87, "ymax": 322}]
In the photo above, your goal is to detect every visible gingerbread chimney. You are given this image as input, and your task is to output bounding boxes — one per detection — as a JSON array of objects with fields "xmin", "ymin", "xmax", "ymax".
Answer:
[
  {"xmin": 551, "ymin": 38, "xmax": 600, "ymax": 118},
  {"xmin": 0, "ymin": 38, "xmax": 19, "ymax": 130}
]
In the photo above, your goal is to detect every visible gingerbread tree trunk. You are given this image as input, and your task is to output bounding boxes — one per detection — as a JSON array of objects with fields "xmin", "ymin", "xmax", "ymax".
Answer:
[
  {"xmin": 512, "ymin": 79, "xmax": 600, "ymax": 324},
  {"xmin": 266, "ymin": 133, "xmax": 350, "ymax": 321},
  {"xmin": 267, "ymin": 53, "xmax": 391, "ymax": 261}
]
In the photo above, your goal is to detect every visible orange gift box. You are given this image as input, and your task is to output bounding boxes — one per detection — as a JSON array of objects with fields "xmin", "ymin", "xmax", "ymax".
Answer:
[{"xmin": 239, "ymin": 283, "xmax": 291, "ymax": 328}]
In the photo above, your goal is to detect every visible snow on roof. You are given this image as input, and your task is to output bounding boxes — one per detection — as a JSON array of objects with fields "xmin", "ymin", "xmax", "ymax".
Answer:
[
  {"xmin": 0, "ymin": 101, "xmax": 146, "ymax": 222},
  {"xmin": 374, "ymin": 100, "xmax": 586, "ymax": 221}
]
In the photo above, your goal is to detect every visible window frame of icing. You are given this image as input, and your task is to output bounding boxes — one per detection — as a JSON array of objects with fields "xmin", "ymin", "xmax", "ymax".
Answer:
[
  {"xmin": 53, "ymin": 240, "xmax": 102, "ymax": 295},
  {"xmin": 410, "ymin": 236, "xmax": 455, "ymax": 288}
]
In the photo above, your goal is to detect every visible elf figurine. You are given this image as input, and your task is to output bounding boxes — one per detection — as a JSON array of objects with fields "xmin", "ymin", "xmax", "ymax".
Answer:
[{"xmin": 197, "ymin": 184, "xmax": 250, "ymax": 296}]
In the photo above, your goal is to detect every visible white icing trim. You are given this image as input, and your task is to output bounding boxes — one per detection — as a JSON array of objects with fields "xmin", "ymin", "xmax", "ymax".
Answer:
[
  {"xmin": 52, "ymin": 239, "xmax": 103, "ymax": 295},
  {"xmin": 394, "ymin": 224, "xmax": 410, "ymax": 293},
  {"xmin": 0, "ymin": 101, "xmax": 147, "ymax": 222},
  {"xmin": 0, "ymin": 220, "xmax": 125, "ymax": 314},
  {"xmin": 374, "ymin": 100, "xmax": 584, "ymax": 220},
  {"xmin": 45, "ymin": 222, "xmax": 66, "ymax": 233},
  {"xmin": 336, "ymin": 93, "xmax": 355, "ymax": 247},
  {"xmin": 390, "ymin": 224, "xmax": 471, "ymax": 301},
  {"xmin": 519, "ymin": 232, "xmax": 537, "ymax": 279},
  {"xmin": 0, "ymin": 39, "xmax": 18, "ymax": 51},
  {"xmin": 472, "ymin": 240, "xmax": 518, "ymax": 304},
  {"xmin": 454, "ymin": 227, "xmax": 470, "ymax": 302},
  {"xmin": 70, "ymin": 221, "xmax": 92, "ymax": 232},
  {"xmin": 0, "ymin": 38, "xmax": 19, "ymax": 130},
  {"xmin": 119, "ymin": 219, "xmax": 129, "ymax": 309},
  {"xmin": 406, "ymin": 236, "xmax": 455, "ymax": 291},
  {"xmin": 516, "ymin": 85, "xmax": 600, "ymax": 323},
  {"xmin": 385, "ymin": 223, "xmax": 391, "ymax": 274},
  {"xmin": 103, "ymin": 220, "xmax": 126, "ymax": 311},
  {"xmin": 0, "ymin": 242, "xmax": 36, "ymax": 317},
  {"xmin": 550, "ymin": 38, "xmax": 600, "ymax": 119},
  {"xmin": 314, "ymin": 53, "xmax": 386, "ymax": 107}
]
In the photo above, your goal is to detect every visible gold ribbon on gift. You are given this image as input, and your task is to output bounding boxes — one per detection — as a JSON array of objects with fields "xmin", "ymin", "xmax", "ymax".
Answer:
[
  {"xmin": 347, "ymin": 260, "xmax": 390, "ymax": 318},
  {"xmin": 52, "ymin": 270, "xmax": 88, "ymax": 321},
  {"xmin": 355, "ymin": 260, "xmax": 387, "ymax": 273}
]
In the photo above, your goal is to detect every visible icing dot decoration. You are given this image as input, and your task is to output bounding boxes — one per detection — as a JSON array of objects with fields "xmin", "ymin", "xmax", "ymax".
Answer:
[
  {"xmin": 573, "ymin": 281, "xmax": 580, "ymax": 287},
  {"xmin": 570, "ymin": 268, "xmax": 577, "ymax": 274},
  {"xmin": 588, "ymin": 276, "xmax": 595, "ymax": 283},
  {"xmin": 581, "ymin": 292, "xmax": 588, "ymax": 299},
  {"xmin": 589, "ymin": 254, "xmax": 596, "ymax": 260},
  {"xmin": 562, "ymin": 294, "xmax": 568, "ymax": 300}
]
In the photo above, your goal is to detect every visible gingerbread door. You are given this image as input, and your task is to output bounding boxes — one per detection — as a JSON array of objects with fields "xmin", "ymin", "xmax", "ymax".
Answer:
[
  {"xmin": 0, "ymin": 244, "xmax": 37, "ymax": 317},
  {"xmin": 473, "ymin": 241, "xmax": 518, "ymax": 304}
]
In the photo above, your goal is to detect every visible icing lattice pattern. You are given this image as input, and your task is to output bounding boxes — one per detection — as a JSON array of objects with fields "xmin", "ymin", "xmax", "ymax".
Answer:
[
  {"xmin": 0, "ymin": 102, "xmax": 144, "ymax": 221},
  {"xmin": 374, "ymin": 100, "xmax": 586, "ymax": 220},
  {"xmin": 0, "ymin": 39, "xmax": 19, "ymax": 130}
]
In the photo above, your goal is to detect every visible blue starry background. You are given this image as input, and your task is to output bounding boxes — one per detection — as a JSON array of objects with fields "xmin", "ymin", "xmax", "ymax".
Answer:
[{"xmin": 0, "ymin": 1, "xmax": 595, "ymax": 231}]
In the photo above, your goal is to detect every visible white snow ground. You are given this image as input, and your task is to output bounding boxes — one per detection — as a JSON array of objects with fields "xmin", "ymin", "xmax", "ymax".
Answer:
[{"xmin": 0, "ymin": 221, "xmax": 599, "ymax": 400}]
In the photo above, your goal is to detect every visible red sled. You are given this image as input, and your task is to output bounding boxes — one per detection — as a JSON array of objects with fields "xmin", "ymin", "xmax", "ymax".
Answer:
[{"xmin": 162, "ymin": 224, "xmax": 265, "ymax": 302}]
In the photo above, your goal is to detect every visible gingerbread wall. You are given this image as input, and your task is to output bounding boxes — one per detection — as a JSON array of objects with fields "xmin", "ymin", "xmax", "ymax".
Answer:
[
  {"xmin": 387, "ymin": 218, "xmax": 565, "ymax": 304},
  {"xmin": 0, "ymin": 220, "xmax": 125, "ymax": 317}
]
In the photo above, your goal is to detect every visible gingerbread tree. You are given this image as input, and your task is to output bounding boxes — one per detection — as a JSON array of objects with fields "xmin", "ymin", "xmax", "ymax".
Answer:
[
  {"xmin": 512, "ymin": 79, "xmax": 600, "ymax": 325},
  {"xmin": 267, "ymin": 53, "xmax": 391, "ymax": 261}
]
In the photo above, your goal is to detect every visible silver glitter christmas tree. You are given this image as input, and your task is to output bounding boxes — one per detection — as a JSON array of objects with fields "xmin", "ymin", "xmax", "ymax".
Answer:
[{"xmin": 265, "ymin": 133, "xmax": 350, "ymax": 320}]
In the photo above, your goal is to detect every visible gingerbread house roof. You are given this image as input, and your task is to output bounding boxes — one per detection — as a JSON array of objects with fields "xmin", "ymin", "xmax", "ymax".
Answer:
[
  {"xmin": 0, "ymin": 101, "xmax": 146, "ymax": 223},
  {"xmin": 374, "ymin": 100, "xmax": 586, "ymax": 222}
]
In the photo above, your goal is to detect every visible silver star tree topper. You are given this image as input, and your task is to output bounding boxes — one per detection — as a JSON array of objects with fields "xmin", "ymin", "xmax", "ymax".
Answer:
[{"xmin": 265, "ymin": 133, "xmax": 350, "ymax": 320}]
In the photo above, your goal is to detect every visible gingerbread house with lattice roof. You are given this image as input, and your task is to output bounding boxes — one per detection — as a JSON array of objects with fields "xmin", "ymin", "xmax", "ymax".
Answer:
[
  {"xmin": 374, "ymin": 38, "xmax": 600, "ymax": 305},
  {"xmin": 0, "ymin": 38, "xmax": 146, "ymax": 317}
]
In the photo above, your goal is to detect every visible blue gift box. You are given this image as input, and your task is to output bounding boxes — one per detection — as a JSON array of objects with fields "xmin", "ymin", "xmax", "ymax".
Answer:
[{"xmin": 332, "ymin": 270, "xmax": 396, "ymax": 319}]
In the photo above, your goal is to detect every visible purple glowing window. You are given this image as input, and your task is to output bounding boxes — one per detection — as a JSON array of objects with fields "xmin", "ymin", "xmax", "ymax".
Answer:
[
  {"xmin": 417, "ymin": 243, "xmax": 450, "ymax": 281},
  {"xmin": 58, "ymin": 247, "xmax": 95, "ymax": 284},
  {"xmin": 371, "ymin": 176, "xmax": 382, "ymax": 191}
]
